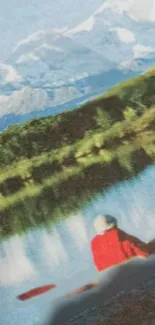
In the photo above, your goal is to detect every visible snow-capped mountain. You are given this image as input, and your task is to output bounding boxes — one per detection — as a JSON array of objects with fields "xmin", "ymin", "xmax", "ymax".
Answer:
[
  {"xmin": 1, "ymin": 0, "xmax": 155, "ymax": 129},
  {"xmin": 65, "ymin": 0, "xmax": 155, "ymax": 71},
  {"xmin": 9, "ymin": 27, "xmax": 113, "ymax": 85},
  {"xmin": 0, "ymin": 27, "xmax": 114, "ymax": 120}
]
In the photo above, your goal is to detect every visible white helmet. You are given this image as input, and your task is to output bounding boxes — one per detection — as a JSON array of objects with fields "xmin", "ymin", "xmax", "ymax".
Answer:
[{"xmin": 94, "ymin": 214, "xmax": 117, "ymax": 234}]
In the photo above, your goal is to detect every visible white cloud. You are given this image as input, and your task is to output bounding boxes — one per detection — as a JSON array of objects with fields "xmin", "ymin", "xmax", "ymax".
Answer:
[
  {"xmin": 0, "ymin": 235, "xmax": 35, "ymax": 285},
  {"xmin": 118, "ymin": 59, "xmax": 138, "ymax": 70},
  {"xmin": 132, "ymin": 44, "xmax": 155, "ymax": 59},
  {"xmin": 0, "ymin": 84, "xmax": 83, "ymax": 118},
  {"xmin": 0, "ymin": 63, "xmax": 22, "ymax": 83},
  {"xmin": 0, "ymin": 86, "xmax": 50, "ymax": 117},
  {"xmin": 114, "ymin": 28, "xmax": 135, "ymax": 43},
  {"xmin": 68, "ymin": 72, "xmax": 89, "ymax": 83},
  {"xmin": 53, "ymin": 86, "xmax": 81, "ymax": 105}
]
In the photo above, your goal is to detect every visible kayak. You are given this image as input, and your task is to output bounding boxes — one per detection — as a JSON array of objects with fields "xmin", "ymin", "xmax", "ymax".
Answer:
[
  {"xmin": 65, "ymin": 282, "xmax": 98, "ymax": 298},
  {"xmin": 17, "ymin": 284, "xmax": 57, "ymax": 301},
  {"xmin": 17, "ymin": 241, "xmax": 155, "ymax": 302}
]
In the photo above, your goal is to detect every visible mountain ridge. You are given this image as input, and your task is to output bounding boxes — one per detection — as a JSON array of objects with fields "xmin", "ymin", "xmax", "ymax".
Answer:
[
  {"xmin": 1, "ymin": 1, "xmax": 155, "ymax": 127},
  {"xmin": 0, "ymin": 68, "xmax": 136, "ymax": 132}
]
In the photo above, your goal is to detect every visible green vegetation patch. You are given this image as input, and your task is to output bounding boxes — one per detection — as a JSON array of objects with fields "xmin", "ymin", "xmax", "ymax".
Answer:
[{"xmin": 1, "ymin": 68, "xmax": 155, "ymax": 239}]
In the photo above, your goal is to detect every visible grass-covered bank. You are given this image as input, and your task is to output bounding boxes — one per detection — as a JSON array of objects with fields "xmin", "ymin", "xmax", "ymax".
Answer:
[{"xmin": 1, "ymin": 68, "xmax": 155, "ymax": 239}]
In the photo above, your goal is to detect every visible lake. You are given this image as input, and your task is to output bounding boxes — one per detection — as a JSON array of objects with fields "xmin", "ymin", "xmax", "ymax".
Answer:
[{"xmin": 1, "ymin": 165, "xmax": 155, "ymax": 325}]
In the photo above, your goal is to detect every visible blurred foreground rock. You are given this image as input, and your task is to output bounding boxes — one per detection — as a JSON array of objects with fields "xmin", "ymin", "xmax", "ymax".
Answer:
[
  {"xmin": 48, "ymin": 257, "xmax": 155, "ymax": 325},
  {"xmin": 66, "ymin": 274, "xmax": 155, "ymax": 325}
]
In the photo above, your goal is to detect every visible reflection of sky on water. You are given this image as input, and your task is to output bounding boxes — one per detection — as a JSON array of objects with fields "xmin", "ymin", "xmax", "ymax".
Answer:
[{"xmin": 1, "ymin": 165, "xmax": 155, "ymax": 325}]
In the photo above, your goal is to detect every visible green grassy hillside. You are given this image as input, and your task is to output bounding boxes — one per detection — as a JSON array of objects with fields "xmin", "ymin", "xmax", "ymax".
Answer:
[{"xmin": 1, "ymin": 68, "xmax": 155, "ymax": 238}]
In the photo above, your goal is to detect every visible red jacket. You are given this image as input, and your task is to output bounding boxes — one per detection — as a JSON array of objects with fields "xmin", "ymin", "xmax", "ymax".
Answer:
[{"xmin": 91, "ymin": 227, "xmax": 149, "ymax": 272}]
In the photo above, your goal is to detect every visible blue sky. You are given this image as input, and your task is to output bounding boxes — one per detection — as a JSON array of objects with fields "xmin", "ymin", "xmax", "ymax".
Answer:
[{"xmin": 0, "ymin": 0, "xmax": 103, "ymax": 61}]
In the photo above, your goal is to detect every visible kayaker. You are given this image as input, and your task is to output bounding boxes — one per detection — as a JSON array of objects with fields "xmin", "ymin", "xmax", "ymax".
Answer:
[{"xmin": 91, "ymin": 214, "xmax": 149, "ymax": 272}]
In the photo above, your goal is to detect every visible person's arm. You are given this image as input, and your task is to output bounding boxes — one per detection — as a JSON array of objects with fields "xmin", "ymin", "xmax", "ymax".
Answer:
[
  {"xmin": 129, "ymin": 241, "xmax": 148, "ymax": 258},
  {"xmin": 146, "ymin": 240, "xmax": 155, "ymax": 255},
  {"xmin": 123, "ymin": 233, "xmax": 149, "ymax": 258}
]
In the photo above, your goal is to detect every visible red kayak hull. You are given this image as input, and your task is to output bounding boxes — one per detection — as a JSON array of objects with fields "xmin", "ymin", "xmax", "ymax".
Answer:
[
  {"xmin": 65, "ymin": 282, "xmax": 97, "ymax": 298},
  {"xmin": 17, "ymin": 284, "xmax": 56, "ymax": 301}
]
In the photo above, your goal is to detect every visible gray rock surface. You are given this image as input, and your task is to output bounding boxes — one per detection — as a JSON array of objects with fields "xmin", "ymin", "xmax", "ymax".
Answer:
[
  {"xmin": 66, "ymin": 274, "xmax": 155, "ymax": 325},
  {"xmin": 48, "ymin": 256, "xmax": 155, "ymax": 325}
]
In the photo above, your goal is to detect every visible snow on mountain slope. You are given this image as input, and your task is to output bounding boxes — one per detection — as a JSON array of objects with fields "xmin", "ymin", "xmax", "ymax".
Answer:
[
  {"xmin": 94, "ymin": 0, "xmax": 155, "ymax": 22},
  {"xmin": 10, "ymin": 33, "xmax": 112, "ymax": 87},
  {"xmin": 65, "ymin": 0, "xmax": 155, "ymax": 72},
  {"xmin": 67, "ymin": 17, "xmax": 95, "ymax": 35},
  {"xmin": 66, "ymin": 13, "xmax": 133, "ymax": 66},
  {"xmin": 1, "ymin": 1, "xmax": 155, "ymax": 124},
  {"xmin": 12, "ymin": 28, "xmax": 68, "ymax": 55},
  {"xmin": 2, "ymin": 24, "xmax": 116, "ymax": 98},
  {"xmin": 0, "ymin": 27, "xmax": 114, "ymax": 120},
  {"xmin": 113, "ymin": 28, "xmax": 135, "ymax": 43},
  {"xmin": 133, "ymin": 44, "xmax": 155, "ymax": 59}
]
